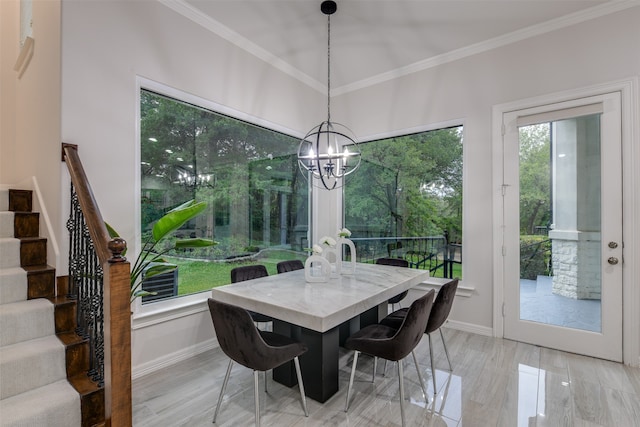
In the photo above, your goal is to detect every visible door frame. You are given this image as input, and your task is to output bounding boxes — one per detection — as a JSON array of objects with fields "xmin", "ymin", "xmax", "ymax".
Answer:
[{"xmin": 491, "ymin": 78, "xmax": 640, "ymax": 366}]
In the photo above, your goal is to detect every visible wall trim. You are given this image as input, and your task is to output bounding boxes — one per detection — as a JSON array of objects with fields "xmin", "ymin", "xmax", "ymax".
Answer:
[
  {"xmin": 445, "ymin": 319, "xmax": 493, "ymax": 337},
  {"xmin": 132, "ymin": 337, "xmax": 218, "ymax": 380}
]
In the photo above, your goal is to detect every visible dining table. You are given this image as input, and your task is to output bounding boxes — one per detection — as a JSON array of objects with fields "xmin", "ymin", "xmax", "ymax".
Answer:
[{"xmin": 210, "ymin": 261, "xmax": 429, "ymax": 403}]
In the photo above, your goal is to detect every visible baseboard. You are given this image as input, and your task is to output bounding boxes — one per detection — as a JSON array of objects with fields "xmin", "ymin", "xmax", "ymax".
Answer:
[
  {"xmin": 132, "ymin": 338, "xmax": 218, "ymax": 380},
  {"xmin": 132, "ymin": 320, "xmax": 493, "ymax": 379},
  {"xmin": 445, "ymin": 319, "xmax": 493, "ymax": 337}
]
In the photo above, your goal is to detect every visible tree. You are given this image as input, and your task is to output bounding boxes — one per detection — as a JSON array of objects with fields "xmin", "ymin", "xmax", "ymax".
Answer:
[
  {"xmin": 344, "ymin": 127, "xmax": 463, "ymax": 239},
  {"xmin": 519, "ymin": 124, "xmax": 551, "ymax": 235}
]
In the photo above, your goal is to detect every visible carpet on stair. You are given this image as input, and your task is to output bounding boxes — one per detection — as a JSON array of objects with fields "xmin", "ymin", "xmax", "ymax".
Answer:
[
  {"xmin": 0, "ymin": 379, "xmax": 81, "ymax": 427},
  {"xmin": 0, "ymin": 335, "xmax": 67, "ymax": 399},
  {"xmin": 0, "ymin": 211, "xmax": 14, "ymax": 237},
  {"xmin": 0, "ymin": 267, "xmax": 28, "ymax": 305},
  {"xmin": 0, "ymin": 298, "xmax": 55, "ymax": 347},
  {"xmin": 0, "ymin": 238, "xmax": 20, "ymax": 269},
  {"xmin": 0, "ymin": 188, "xmax": 9, "ymax": 211}
]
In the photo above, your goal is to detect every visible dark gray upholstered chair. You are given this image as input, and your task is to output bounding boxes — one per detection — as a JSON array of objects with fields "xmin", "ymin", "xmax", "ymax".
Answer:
[
  {"xmin": 344, "ymin": 290, "xmax": 435, "ymax": 426},
  {"xmin": 381, "ymin": 278, "xmax": 459, "ymax": 394},
  {"xmin": 276, "ymin": 259, "xmax": 304, "ymax": 274},
  {"xmin": 375, "ymin": 257, "xmax": 410, "ymax": 310},
  {"xmin": 230, "ymin": 265, "xmax": 271, "ymax": 324},
  {"xmin": 208, "ymin": 298, "xmax": 308, "ymax": 426}
]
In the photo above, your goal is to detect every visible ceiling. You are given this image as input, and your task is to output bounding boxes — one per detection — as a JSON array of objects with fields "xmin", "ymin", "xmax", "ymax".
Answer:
[{"xmin": 163, "ymin": 0, "xmax": 635, "ymax": 94}]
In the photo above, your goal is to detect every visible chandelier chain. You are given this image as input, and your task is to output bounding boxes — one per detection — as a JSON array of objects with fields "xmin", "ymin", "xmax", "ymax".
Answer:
[{"xmin": 327, "ymin": 14, "xmax": 331, "ymax": 123}]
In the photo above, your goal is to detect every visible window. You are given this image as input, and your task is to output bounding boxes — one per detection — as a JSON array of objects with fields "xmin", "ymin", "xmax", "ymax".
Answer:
[
  {"xmin": 140, "ymin": 89, "xmax": 308, "ymax": 303},
  {"xmin": 344, "ymin": 126, "xmax": 463, "ymax": 279}
]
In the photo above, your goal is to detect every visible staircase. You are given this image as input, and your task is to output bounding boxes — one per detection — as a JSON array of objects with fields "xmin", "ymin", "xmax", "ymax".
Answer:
[{"xmin": 0, "ymin": 188, "xmax": 104, "ymax": 426}]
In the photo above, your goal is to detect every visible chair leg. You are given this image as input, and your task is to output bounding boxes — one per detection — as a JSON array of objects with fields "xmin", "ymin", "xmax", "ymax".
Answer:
[
  {"xmin": 264, "ymin": 371, "xmax": 268, "ymax": 393},
  {"xmin": 428, "ymin": 333, "xmax": 436, "ymax": 394},
  {"xmin": 372, "ymin": 356, "xmax": 377, "ymax": 383},
  {"xmin": 397, "ymin": 360, "xmax": 406, "ymax": 427},
  {"xmin": 344, "ymin": 351, "xmax": 359, "ymax": 412},
  {"xmin": 213, "ymin": 359, "xmax": 233, "ymax": 423},
  {"xmin": 440, "ymin": 328, "xmax": 453, "ymax": 371},
  {"xmin": 254, "ymin": 370, "xmax": 261, "ymax": 427},
  {"xmin": 293, "ymin": 357, "xmax": 309, "ymax": 416},
  {"xmin": 411, "ymin": 350, "xmax": 428, "ymax": 401}
]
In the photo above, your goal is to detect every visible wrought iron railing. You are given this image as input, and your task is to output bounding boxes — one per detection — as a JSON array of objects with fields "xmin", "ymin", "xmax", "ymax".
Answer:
[
  {"xmin": 348, "ymin": 235, "xmax": 462, "ymax": 278},
  {"xmin": 62, "ymin": 143, "xmax": 132, "ymax": 426},
  {"xmin": 67, "ymin": 184, "xmax": 105, "ymax": 385}
]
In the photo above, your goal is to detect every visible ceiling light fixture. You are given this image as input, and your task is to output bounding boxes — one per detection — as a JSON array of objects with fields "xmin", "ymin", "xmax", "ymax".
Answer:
[{"xmin": 297, "ymin": 0, "xmax": 360, "ymax": 190}]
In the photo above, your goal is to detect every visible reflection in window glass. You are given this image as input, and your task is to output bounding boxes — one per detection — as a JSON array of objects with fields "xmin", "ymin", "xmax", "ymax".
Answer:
[
  {"xmin": 344, "ymin": 127, "xmax": 463, "ymax": 279},
  {"xmin": 140, "ymin": 89, "xmax": 308, "ymax": 303}
]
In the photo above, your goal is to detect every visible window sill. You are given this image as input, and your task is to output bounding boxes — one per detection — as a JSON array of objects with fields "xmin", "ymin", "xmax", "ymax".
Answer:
[
  {"xmin": 131, "ymin": 277, "xmax": 474, "ymax": 330},
  {"xmin": 131, "ymin": 290, "xmax": 210, "ymax": 330},
  {"xmin": 416, "ymin": 278, "xmax": 474, "ymax": 297}
]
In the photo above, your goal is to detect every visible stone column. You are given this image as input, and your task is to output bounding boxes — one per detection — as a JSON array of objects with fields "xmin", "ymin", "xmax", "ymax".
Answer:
[{"xmin": 549, "ymin": 115, "xmax": 601, "ymax": 299}]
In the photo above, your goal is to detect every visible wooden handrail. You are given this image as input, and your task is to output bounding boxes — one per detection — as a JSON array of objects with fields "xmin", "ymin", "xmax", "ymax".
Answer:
[
  {"xmin": 62, "ymin": 143, "xmax": 132, "ymax": 427},
  {"xmin": 62, "ymin": 143, "xmax": 112, "ymax": 263}
]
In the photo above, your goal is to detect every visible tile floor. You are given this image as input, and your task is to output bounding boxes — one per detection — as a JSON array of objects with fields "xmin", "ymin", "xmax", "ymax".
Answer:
[{"xmin": 132, "ymin": 328, "xmax": 640, "ymax": 426}]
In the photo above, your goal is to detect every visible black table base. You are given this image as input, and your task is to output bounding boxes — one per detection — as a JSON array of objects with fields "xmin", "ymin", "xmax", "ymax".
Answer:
[{"xmin": 272, "ymin": 303, "xmax": 387, "ymax": 403}]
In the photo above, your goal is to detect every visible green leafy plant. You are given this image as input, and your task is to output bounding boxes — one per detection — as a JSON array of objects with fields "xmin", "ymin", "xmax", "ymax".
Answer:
[{"xmin": 107, "ymin": 199, "xmax": 217, "ymax": 301}]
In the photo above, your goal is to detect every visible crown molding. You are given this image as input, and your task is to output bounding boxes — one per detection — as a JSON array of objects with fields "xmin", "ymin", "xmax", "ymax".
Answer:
[
  {"xmin": 160, "ymin": 0, "xmax": 640, "ymax": 96},
  {"xmin": 158, "ymin": 0, "xmax": 326, "ymax": 94},
  {"xmin": 333, "ymin": 0, "xmax": 640, "ymax": 95}
]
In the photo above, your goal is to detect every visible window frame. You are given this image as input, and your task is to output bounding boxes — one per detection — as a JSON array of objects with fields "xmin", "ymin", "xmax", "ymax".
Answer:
[
  {"xmin": 133, "ymin": 77, "xmax": 306, "ymax": 321},
  {"xmin": 341, "ymin": 119, "xmax": 471, "ymax": 293}
]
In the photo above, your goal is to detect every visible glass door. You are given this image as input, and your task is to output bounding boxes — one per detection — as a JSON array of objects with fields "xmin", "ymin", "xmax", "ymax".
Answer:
[{"xmin": 502, "ymin": 93, "xmax": 622, "ymax": 361}]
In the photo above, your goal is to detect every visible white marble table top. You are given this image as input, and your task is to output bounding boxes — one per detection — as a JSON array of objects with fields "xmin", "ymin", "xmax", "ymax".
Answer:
[{"xmin": 210, "ymin": 262, "xmax": 429, "ymax": 333}]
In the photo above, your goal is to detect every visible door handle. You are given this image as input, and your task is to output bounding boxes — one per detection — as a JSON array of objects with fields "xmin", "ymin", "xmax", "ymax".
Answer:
[{"xmin": 607, "ymin": 257, "xmax": 619, "ymax": 265}]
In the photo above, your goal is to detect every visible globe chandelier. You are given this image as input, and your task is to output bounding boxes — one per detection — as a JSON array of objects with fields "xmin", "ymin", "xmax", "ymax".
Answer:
[{"xmin": 297, "ymin": 0, "xmax": 361, "ymax": 190}]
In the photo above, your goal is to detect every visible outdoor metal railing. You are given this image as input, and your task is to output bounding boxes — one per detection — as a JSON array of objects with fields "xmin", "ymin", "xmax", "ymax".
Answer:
[{"xmin": 347, "ymin": 235, "xmax": 461, "ymax": 278}]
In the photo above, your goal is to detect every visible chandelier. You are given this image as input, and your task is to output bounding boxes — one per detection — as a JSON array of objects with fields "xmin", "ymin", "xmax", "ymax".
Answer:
[
  {"xmin": 297, "ymin": 0, "xmax": 361, "ymax": 190},
  {"xmin": 175, "ymin": 166, "xmax": 215, "ymax": 189}
]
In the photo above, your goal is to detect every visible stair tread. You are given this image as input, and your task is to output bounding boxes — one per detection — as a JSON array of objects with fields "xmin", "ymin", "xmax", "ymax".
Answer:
[
  {"xmin": 0, "ymin": 298, "xmax": 54, "ymax": 346},
  {"xmin": 0, "ymin": 379, "xmax": 82, "ymax": 427},
  {"xmin": 0, "ymin": 267, "xmax": 28, "ymax": 305},
  {"xmin": 57, "ymin": 330, "xmax": 87, "ymax": 346},
  {"xmin": 0, "ymin": 335, "xmax": 66, "ymax": 400},
  {"xmin": 69, "ymin": 373, "xmax": 103, "ymax": 395},
  {"xmin": 23, "ymin": 264, "xmax": 55, "ymax": 273},
  {"xmin": 0, "ymin": 211, "xmax": 14, "ymax": 237},
  {"xmin": 0, "ymin": 238, "xmax": 20, "ymax": 269},
  {"xmin": 0, "ymin": 334, "xmax": 63, "ymax": 360}
]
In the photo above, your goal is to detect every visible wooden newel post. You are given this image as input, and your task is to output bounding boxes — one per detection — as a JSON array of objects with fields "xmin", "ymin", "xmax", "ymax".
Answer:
[
  {"xmin": 104, "ymin": 237, "xmax": 132, "ymax": 426},
  {"xmin": 108, "ymin": 237, "xmax": 127, "ymax": 263}
]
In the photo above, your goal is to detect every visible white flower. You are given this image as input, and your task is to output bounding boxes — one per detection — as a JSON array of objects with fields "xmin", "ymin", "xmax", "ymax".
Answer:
[
  {"xmin": 338, "ymin": 228, "xmax": 352, "ymax": 238},
  {"xmin": 312, "ymin": 244, "xmax": 323, "ymax": 254},
  {"xmin": 319, "ymin": 236, "xmax": 336, "ymax": 247}
]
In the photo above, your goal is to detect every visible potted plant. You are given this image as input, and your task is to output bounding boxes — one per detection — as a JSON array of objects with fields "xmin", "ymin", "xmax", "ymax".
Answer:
[{"xmin": 108, "ymin": 199, "xmax": 217, "ymax": 301}]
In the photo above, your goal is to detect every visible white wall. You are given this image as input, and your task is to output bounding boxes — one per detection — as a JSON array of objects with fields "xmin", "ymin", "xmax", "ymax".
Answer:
[
  {"xmin": 57, "ymin": 0, "xmax": 640, "ymax": 373},
  {"xmin": 1, "ymin": 0, "xmax": 62, "ymax": 269},
  {"xmin": 60, "ymin": 0, "xmax": 323, "ymax": 374},
  {"xmin": 337, "ymin": 7, "xmax": 640, "ymax": 330}
]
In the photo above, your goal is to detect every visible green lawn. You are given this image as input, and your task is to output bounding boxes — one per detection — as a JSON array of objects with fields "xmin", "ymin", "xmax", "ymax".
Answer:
[
  {"xmin": 165, "ymin": 252, "xmax": 306, "ymax": 295},
  {"xmin": 165, "ymin": 253, "xmax": 462, "ymax": 297}
]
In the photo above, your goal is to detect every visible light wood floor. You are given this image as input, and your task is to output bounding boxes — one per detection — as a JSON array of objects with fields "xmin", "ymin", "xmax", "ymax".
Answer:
[{"xmin": 132, "ymin": 329, "xmax": 640, "ymax": 426}]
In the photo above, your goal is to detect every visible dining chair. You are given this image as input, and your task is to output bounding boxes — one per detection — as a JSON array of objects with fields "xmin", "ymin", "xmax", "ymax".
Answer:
[
  {"xmin": 230, "ymin": 264, "xmax": 272, "ymax": 324},
  {"xmin": 207, "ymin": 298, "xmax": 308, "ymax": 426},
  {"xmin": 375, "ymin": 257, "xmax": 410, "ymax": 310},
  {"xmin": 276, "ymin": 259, "xmax": 304, "ymax": 274},
  {"xmin": 381, "ymin": 278, "xmax": 459, "ymax": 394},
  {"xmin": 344, "ymin": 290, "xmax": 435, "ymax": 427}
]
